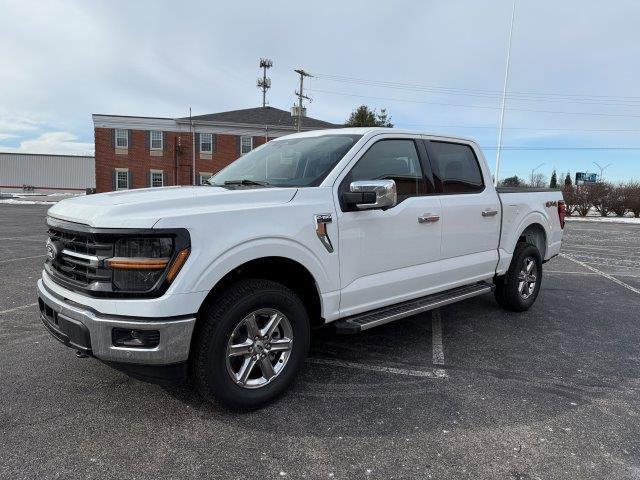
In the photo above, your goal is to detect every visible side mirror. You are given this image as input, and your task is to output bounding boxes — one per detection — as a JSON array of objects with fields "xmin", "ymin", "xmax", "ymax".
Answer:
[{"xmin": 346, "ymin": 180, "xmax": 397, "ymax": 210}]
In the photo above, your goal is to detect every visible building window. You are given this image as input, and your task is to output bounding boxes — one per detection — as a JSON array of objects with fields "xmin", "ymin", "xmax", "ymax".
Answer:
[
  {"xmin": 241, "ymin": 136, "xmax": 253, "ymax": 155},
  {"xmin": 200, "ymin": 133, "xmax": 212, "ymax": 153},
  {"xmin": 116, "ymin": 168, "xmax": 129, "ymax": 190},
  {"xmin": 199, "ymin": 172, "xmax": 213, "ymax": 185},
  {"xmin": 150, "ymin": 170, "xmax": 164, "ymax": 187},
  {"xmin": 115, "ymin": 129, "xmax": 128, "ymax": 148},
  {"xmin": 150, "ymin": 130, "xmax": 163, "ymax": 150}
]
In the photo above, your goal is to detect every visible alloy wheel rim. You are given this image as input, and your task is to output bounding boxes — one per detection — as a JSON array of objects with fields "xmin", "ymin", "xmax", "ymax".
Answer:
[
  {"xmin": 225, "ymin": 308, "xmax": 293, "ymax": 389},
  {"xmin": 517, "ymin": 257, "xmax": 538, "ymax": 299}
]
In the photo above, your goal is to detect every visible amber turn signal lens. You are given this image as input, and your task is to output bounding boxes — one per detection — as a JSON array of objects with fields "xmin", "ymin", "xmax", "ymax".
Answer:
[
  {"xmin": 106, "ymin": 257, "xmax": 169, "ymax": 270},
  {"xmin": 165, "ymin": 248, "xmax": 190, "ymax": 283}
]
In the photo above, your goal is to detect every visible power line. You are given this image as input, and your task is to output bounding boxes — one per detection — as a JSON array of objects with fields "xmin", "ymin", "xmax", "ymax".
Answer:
[
  {"xmin": 393, "ymin": 123, "xmax": 640, "ymax": 133},
  {"xmin": 481, "ymin": 146, "xmax": 640, "ymax": 150},
  {"xmin": 307, "ymin": 88, "xmax": 640, "ymax": 119},
  {"xmin": 314, "ymin": 73, "xmax": 640, "ymax": 106}
]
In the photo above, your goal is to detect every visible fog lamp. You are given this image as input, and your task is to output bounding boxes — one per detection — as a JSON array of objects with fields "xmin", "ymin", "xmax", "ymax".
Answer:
[{"xmin": 112, "ymin": 328, "xmax": 160, "ymax": 348}]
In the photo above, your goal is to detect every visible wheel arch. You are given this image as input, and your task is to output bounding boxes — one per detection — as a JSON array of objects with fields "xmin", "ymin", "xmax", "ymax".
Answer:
[
  {"xmin": 517, "ymin": 221, "xmax": 547, "ymax": 259},
  {"xmin": 196, "ymin": 256, "xmax": 325, "ymax": 329}
]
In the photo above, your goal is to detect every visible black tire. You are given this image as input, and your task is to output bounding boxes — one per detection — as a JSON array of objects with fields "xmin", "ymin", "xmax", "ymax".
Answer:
[
  {"xmin": 192, "ymin": 278, "xmax": 310, "ymax": 410},
  {"xmin": 494, "ymin": 242, "xmax": 543, "ymax": 312}
]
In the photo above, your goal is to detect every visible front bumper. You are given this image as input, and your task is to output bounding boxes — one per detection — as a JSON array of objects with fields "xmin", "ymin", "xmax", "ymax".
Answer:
[{"xmin": 37, "ymin": 279, "xmax": 195, "ymax": 365}]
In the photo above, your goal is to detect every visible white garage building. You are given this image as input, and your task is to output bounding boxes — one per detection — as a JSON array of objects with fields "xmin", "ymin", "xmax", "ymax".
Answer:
[{"xmin": 0, "ymin": 152, "xmax": 95, "ymax": 191}]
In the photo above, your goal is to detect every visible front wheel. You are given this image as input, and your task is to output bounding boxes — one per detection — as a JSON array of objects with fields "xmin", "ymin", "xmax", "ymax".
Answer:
[
  {"xmin": 192, "ymin": 279, "xmax": 310, "ymax": 410},
  {"xmin": 494, "ymin": 242, "xmax": 543, "ymax": 312}
]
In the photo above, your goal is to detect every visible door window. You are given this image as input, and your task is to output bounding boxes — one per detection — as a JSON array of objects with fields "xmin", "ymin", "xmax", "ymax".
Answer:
[
  {"xmin": 344, "ymin": 139, "xmax": 428, "ymax": 203},
  {"xmin": 429, "ymin": 141, "xmax": 484, "ymax": 194}
]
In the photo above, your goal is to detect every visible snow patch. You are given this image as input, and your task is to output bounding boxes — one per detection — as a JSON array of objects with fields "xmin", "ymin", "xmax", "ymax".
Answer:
[
  {"xmin": 566, "ymin": 216, "xmax": 640, "ymax": 225},
  {"xmin": 0, "ymin": 199, "xmax": 56, "ymax": 205}
]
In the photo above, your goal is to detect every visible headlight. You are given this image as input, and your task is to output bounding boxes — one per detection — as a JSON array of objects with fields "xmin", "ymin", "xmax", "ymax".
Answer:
[{"xmin": 106, "ymin": 236, "xmax": 190, "ymax": 292}]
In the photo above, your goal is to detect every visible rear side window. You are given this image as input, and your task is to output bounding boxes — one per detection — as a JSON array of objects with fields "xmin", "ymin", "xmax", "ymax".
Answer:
[
  {"xmin": 430, "ymin": 141, "xmax": 484, "ymax": 194},
  {"xmin": 346, "ymin": 139, "xmax": 428, "ymax": 202}
]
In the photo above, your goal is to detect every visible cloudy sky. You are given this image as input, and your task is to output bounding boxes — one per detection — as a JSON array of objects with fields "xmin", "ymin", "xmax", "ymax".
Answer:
[{"xmin": 1, "ymin": 0, "xmax": 639, "ymax": 182}]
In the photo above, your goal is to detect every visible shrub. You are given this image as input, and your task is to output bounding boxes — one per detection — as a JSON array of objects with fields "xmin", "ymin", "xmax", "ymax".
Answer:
[{"xmin": 626, "ymin": 182, "xmax": 640, "ymax": 217}]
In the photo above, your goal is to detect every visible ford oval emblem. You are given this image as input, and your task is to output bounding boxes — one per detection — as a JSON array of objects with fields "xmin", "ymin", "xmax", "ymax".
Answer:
[{"xmin": 46, "ymin": 239, "xmax": 58, "ymax": 261}]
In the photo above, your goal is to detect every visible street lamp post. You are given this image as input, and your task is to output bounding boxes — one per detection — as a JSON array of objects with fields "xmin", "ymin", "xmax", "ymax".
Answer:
[
  {"xmin": 530, "ymin": 162, "xmax": 545, "ymax": 186},
  {"xmin": 593, "ymin": 162, "xmax": 612, "ymax": 182}
]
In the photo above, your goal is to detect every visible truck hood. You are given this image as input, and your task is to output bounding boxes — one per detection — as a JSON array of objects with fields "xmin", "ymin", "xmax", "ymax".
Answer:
[{"xmin": 47, "ymin": 186, "xmax": 298, "ymax": 228}]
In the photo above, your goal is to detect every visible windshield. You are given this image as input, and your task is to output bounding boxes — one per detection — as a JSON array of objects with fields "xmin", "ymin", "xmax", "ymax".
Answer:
[{"xmin": 208, "ymin": 134, "xmax": 362, "ymax": 188}]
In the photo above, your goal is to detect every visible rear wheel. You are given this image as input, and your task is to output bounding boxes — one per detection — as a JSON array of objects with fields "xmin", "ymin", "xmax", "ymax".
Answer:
[
  {"xmin": 494, "ymin": 242, "xmax": 543, "ymax": 312},
  {"xmin": 192, "ymin": 279, "xmax": 310, "ymax": 410}
]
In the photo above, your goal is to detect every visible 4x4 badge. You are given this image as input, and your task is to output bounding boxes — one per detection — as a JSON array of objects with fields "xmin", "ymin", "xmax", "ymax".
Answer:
[{"xmin": 314, "ymin": 214, "xmax": 333, "ymax": 253}]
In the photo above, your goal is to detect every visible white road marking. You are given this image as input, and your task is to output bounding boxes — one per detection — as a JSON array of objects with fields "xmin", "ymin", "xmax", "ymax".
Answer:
[
  {"xmin": 308, "ymin": 311, "xmax": 449, "ymax": 379},
  {"xmin": 0, "ymin": 236, "xmax": 47, "ymax": 242},
  {"xmin": 0, "ymin": 254, "xmax": 45, "ymax": 264},
  {"xmin": 562, "ymin": 244, "xmax": 640, "ymax": 254},
  {"xmin": 0, "ymin": 302, "xmax": 38, "ymax": 315},
  {"xmin": 546, "ymin": 270, "xmax": 640, "ymax": 278},
  {"xmin": 431, "ymin": 309, "xmax": 448, "ymax": 378},
  {"xmin": 559, "ymin": 253, "xmax": 640, "ymax": 295},
  {"xmin": 307, "ymin": 357, "xmax": 446, "ymax": 378}
]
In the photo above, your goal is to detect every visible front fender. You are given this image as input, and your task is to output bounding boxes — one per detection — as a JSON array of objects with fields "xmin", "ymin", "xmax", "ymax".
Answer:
[{"xmin": 189, "ymin": 237, "xmax": 334, "ymax": 295}]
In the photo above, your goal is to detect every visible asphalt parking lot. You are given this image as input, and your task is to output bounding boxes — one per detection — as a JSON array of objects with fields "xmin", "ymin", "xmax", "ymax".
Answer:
[{"xmin": 1, "ymin": 204, "xmax": 639, "ymax": 479}]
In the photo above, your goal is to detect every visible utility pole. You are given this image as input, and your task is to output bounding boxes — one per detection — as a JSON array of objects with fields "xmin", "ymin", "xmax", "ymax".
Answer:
[
  {"xmin": 294, "ymin": 69, "xmax": 312, "ymax": 132},
  {"xmin": 593, "ymin": 162, "xmax": 612, "ymax": 182},
  {"xmin": 494, "ymin": 0, "xmax": 517, "ymax": 186},
  {"xmin": 257, "ymin": 58, "xmax": 273, "ymax": 107}
]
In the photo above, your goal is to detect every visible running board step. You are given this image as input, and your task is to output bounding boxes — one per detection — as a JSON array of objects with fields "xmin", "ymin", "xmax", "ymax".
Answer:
[{"xmin": 334, "ymin": 282, "xmax": 494, "ymax": 334}]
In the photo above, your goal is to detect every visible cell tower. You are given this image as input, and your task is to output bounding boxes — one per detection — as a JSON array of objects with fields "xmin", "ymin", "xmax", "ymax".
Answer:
[{"xmin": 257, "ymin": 58, "xmax": 273, "ymax": 107}]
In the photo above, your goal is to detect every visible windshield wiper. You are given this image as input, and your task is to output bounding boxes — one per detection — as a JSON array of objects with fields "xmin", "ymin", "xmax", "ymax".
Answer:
[{"xmin": 224, "ymin": 179, "xmax": 270, "ymax": 186}]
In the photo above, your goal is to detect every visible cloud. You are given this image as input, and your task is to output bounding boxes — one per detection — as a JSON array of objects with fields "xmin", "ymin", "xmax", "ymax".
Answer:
[
  {"xmin": 0, "ymin": 116, "xmax": 42, "ymax": 132},
  {"xmin": 0, "ymin": 132, "xmax": 94, "ymax": 155},
  {"xmin": 0, "ymin": 133, "xmax": 19, "ymax": 141}
]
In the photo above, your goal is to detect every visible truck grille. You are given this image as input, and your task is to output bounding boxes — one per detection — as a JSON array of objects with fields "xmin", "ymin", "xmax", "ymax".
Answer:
[{"xmin": 46, "ymin": 226, "xmax": 114, "ymax": 291}]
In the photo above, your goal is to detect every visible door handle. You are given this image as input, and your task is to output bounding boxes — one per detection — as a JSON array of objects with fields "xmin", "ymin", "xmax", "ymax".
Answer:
[
  {"xmin": 482, "ymin": 209, "xmax": 499, "ymax": 217},
  {"xmin": 418, "ymin": 213, "xmax": 440, "ymax": 223}
]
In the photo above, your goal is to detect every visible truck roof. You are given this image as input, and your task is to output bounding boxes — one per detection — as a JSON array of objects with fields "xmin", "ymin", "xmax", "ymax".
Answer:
[{"xmin": 278, "ymin": 127, "xmax": 478, "ymax": 144}]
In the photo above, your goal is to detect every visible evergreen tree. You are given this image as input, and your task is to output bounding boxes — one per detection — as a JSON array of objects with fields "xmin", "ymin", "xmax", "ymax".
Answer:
[
  {"xmin": 564, "ymin": 172, "xmax": 572, "ymax": 186},
  {"xmin": 345, "ymin": 105, "xmax": 393, "ymax": 127},
  {"xmin": 550, "ymin": 170, "xmax": 558, "ymax": 188},
  {"xmin": 500, "ymin": 175, "xmax": 522, "ymax": 187},
  {"xmin": 376, "ymin": 109, "xmax": 393, "ymax": 127}
]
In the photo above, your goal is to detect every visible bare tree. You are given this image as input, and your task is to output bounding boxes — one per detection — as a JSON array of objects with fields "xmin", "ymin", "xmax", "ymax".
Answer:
[
  {"xmin": 590, "ymin": 182, "xmax": 614, "ymax": 217},
  {"xmin": 530, "ymin": 173, "xmax": 547, "ymax": 188},
  {"xmin": 562, "ymin": 184, "xmax": 577, "ymax": 215},
  {"xmin": 609, "ymin": 184, "xmax": 630, "ymax": 217},
  {"xmin": 574, "ymin": 185, "xmax": 593, "ymax": 217}
]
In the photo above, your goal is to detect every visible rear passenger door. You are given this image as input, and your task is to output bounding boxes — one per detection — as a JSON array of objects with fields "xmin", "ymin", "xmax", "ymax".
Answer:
[{"xmin": 424, "ymin": 139, "xmax": 501, "ymax": 288}]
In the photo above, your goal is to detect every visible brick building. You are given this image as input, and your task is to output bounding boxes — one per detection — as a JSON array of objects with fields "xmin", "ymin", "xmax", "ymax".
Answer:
[{"xmin": 92, "ymin": 106, "xmax": 340, "ymax": 193}]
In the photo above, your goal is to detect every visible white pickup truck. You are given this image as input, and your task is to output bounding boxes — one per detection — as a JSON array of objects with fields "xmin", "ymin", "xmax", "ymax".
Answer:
[{"xmin": 37, "ymin": 128, "xmax": 565, "ymax": 408}]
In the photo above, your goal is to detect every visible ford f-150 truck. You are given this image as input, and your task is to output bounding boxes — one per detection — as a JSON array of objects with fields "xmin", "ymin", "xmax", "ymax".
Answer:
[{"xmin": 37, "ymin": 128, "xmax": 565, "ymax": 408}]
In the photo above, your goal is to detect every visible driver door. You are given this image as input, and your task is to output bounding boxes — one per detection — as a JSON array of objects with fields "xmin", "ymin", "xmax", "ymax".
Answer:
[{"xmin": 335, "ymin": 136, "xmax": 443, "ymax": 317}]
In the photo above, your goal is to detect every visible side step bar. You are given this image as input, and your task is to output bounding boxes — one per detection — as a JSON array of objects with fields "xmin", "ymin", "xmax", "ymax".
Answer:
[{"xmin": 334, "ymin": 282, "xmax": 494, "ymax": 334}]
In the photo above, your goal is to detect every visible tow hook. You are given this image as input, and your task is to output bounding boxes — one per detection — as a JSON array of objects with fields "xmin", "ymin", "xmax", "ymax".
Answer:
[{"xmin": 75, "ymin": 350, "xmax": 89, "ymax": 359}]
